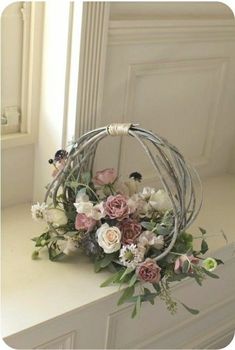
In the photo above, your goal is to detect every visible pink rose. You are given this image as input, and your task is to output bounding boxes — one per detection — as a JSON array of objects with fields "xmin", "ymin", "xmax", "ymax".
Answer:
[
  {"xmin": 75, "ymin": 213, "xmax": 96, "ymax": 232},
  {"xmin": 174, "ymin": 255, "xmax": 199, "ymax": 274},
  {"xmin": 93, "ymin": 168, "xmax": 117, "ymax": 186},
  {"xmin": 136, "ymin": 258, "xmax": 161, "ymax": 283},
  {"xmin": 119, "ymin": 218, "xmax": 142, "ymax": 245},
  {"xmin": 104, "ymin": 194, "xmax": 130, "ymax": 221}
]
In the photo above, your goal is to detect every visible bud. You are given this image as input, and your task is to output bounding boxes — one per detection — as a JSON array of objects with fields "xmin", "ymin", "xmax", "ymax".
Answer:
[
  {"xmin": 203, "ymin": 257, "xmax": 217, "ymax": 272},
  {"xmin": 32, "ymin": 250, "xmax": 39, "ymax": 260}
]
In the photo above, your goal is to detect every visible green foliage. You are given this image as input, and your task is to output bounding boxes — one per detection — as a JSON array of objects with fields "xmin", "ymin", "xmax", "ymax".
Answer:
[
  {"xmin": 173, "ymin": 232, "xmax": 193, "ymax": 253},
  {"xmin": 94, "ymin": 253, "xmax": 117, "ymax": 272},
  {"xmin": 180, "ymin": 302, "xmax": 199, "ymax": 315},
  {"xmin": 141, "ymin": 221, "xmax": 155, "ymax": 231},
  {"xmin": 100, "ymin": 269, "xmax": 125, "ymax": 287},
  {"xmin": 199, "ymin": 227, "xmax": 207, "ymax": 236},
  {"xmin": 200, "ymin": 239, "xmax": 209, "ymax": 254},
  {"xmin": 117, "ymin": 286, "xmax": 135, "ymax": 305}
]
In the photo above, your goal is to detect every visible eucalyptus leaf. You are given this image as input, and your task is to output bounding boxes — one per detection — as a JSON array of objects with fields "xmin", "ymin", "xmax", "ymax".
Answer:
[
  {"xmin": 152, "ymin": 283, "xmax": 161, "ymax": 293},
  {"xmin": 214, "ymin": 258, "xmax": 224, "ymax": 266},
  {"xmin": 136, "ymin": 295, "xmax": 141, "ymax": 316},
  {"xmin": 200, "ymin": 239, "xmax": 208, "ymax": 254},
  {"xmin": 141, "ymin": 221, "xmax": 155, "ymax": 231},
  {"xmin": 128, "ymin": 274, "xmax": 138, "ymax": 287},
  {"xmin": 100, "ymin": 269, "xmax": 124, "ymax": 287},
  {"xmin": 180, "ymin": 302, "xmax": 200, "ymax": 315},
  {"xmin": 120, "ymin": 267, "xmax": 135, "ymax": 280},
  {"xmin": 182, "ymin": 260, "xmax": 190, "ymax": 273},
  {"xmin": 156, "ymin": 224, "xmax": 171, "ymax": 236},
  {"xmin": 117, "ymin": 286, "xmax": 135, "ymax": 305},
  {"xmin": 202, "ymin": 267, "xmax": 219, "ymax": 279},
  {"xmin": 131, "ymin": 304, "xmax": 137, "ymax": 319}
]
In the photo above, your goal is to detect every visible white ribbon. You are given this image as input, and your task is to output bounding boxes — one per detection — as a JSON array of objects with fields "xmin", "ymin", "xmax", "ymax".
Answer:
[{"xmin": 107, "ymin": 123, "xmax": 132, "ymax": 136}]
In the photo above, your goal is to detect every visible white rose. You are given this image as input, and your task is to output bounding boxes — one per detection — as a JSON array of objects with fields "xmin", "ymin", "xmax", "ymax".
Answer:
[
  {"xmin": 149, "ymin": 189, "xmax": 172, "ymax": 211},
  {"xmin": 140, "ymin": 187, "xmax": 155, "ymax": 200},
  {"xmin": 63, "ymin": 238, "xmax": 79, "ymax": 256},
  {"xmin": 46, "ymin": 208, "xmax": 68, "ymax": 226},
  {"xmin": 97, "ymin": 223, "xmax": 121, "ymax": 254}
]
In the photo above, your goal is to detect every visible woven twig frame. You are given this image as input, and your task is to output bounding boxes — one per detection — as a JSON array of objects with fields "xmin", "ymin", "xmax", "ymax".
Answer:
[{"xmin": 45, "ymin": 123, "xmax": 202, "ymax": 261}]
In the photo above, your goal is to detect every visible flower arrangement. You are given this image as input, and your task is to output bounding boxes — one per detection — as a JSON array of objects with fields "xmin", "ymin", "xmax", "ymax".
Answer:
[{"xmin": 31, "ymin": 161, "xmax": 222, "ymax": 318}]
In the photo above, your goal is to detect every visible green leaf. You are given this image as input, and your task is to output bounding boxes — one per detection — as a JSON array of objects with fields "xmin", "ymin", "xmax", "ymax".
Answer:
[
  {"xmin": 66, "ymin": 231, "xmax": 78, "ymax": 237},
  {"xmin": 182, "ymin": 260, "xmax": 190, "ymax": 273},
  {"xmin": 81, "ymin": 172, "xmax": 91, "ymax": 184},
  {"xmin": 141, "ymin": 221, "xmax": 155, "ymax": 231},
  {"xmin": 120, "ymin": 267, "xmax": 135, "ymax": 280},
  {"xmin": 194, "ymin": 273, "xmax": 202, "ymax": 286},
  {"xmin": 202, "ymin": 267, "xmax": 219, "ymax": 279},
  {"xmin": 117, "ymin": 286, "xmax": 135, "ymax": 306},
  {"xmin": 200, "ymin": 239, "xmax": 208, "ymax": 254},
  {"xmin": 94, "ymin": 253, "xmax": 117, "ymax": 272},
  {"xmin": 152, "ymin": 283, "xmax": 161, "ymax": 293},
  {"xmin": 156, "ymin": 224, "xmax": 171, "ymax": 236},
  {"xmin": 136, "ymin": 295, "xmax": 141, "ymax": 314},
  {"xmin": 131, "ymin": 304, "xmax": 137, "ymax": 318},
  {"xmin": 180, "ymin": 302, "xmax": 200, "ymax": 315},
  {"xmin": 128, "ymin": 274, "xmax": 138, "ymax": 287},
  {"xmin": 214, "ymin": 258, "xmax": 224, "ymax": 266},
  {"xmin": 199, "ymin": 227, "xmax": 207, "ymax": 236},
  {"xmin": 100, "ymin": 269, "xmax": 124, "ymax": 287}
]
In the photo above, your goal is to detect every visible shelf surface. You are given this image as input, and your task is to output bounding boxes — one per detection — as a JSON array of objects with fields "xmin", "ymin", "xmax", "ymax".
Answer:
[{"xmin": 2, "ymin": 173, "xmax": 235, "ymax": 338}]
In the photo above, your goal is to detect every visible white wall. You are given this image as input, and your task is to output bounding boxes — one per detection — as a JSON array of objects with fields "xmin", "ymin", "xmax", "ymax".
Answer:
[{"xmin": 1, "ymin": 145, "xmax": 34, "ymax": 207}]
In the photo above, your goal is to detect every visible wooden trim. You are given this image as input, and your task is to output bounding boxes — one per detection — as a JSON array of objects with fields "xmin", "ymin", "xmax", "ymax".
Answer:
[
  {"xmin": 108, "ymin": 19, "xmax": 235, "ymax": 45},
  {"xmin": 75, "ymin": 2, "xmax": 110, "ymax": 136},
  {"xmin": 2, "ymin": 2, "xmax": 44, "ymax": 149}
]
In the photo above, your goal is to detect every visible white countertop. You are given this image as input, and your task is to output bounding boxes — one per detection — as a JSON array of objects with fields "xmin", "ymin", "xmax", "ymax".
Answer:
[{"xmin": 2, "ymin": 173, "xmax": 235, "ymax": 338}]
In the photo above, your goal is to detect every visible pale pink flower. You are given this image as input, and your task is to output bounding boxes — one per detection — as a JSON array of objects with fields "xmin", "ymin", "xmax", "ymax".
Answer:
[
  {"xmin": 136, "ymin": 258, "xmax": 161, "ymax": 283},
  {"xmin": 174, "ymin": 255, "xmax": 199, "ymax": 274},
  {"xmin": 75, "ymin": 213, "xmax": 96, "ymax": 232},
  {"xmin": 104, "ymin": 194, "xmax": 130, "ymax": 221},
  {"xmin": 119, "ymin": 218, "xmax": 142, "ymax": 245},
  {"xmin": 93, "ymin": 168, "xmax": 117, "ymax": 186}
]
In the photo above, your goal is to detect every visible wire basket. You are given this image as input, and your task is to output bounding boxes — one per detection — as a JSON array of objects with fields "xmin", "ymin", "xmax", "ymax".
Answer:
[{"xmin": 44, "ymin": 123, "xmax": 202, "ymax": 261}]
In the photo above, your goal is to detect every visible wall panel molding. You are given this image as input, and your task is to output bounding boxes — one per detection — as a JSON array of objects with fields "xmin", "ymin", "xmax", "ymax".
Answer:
[
  {"xmin": 76, "ymin": 2, "xmax": 110, "ymax": 136},
  {"xmin": 120, "ymin": 57, "xmax": 228, "ymax": 182},
  {"xmin": 35, "ymin": 331, "xmax": 76, "ymax": 349},
  {"xmin": 109, "ymin": 19, "xmax": 235, "ymax": 45}
]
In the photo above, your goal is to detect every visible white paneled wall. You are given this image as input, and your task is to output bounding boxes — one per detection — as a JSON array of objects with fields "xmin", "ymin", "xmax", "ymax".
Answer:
[{"xmin": 92, "ymin": 3, "xmax": 235, "ymax": 182}]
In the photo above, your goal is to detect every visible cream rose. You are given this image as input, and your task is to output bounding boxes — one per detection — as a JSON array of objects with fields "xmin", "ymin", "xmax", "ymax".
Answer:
[
  {"xmin": 149, "ymin": 189, "xmax": 172, "ymax": 211},
  {"xmin": 97, "ymin": 223, "xmax": 121, "ymax": 254}
]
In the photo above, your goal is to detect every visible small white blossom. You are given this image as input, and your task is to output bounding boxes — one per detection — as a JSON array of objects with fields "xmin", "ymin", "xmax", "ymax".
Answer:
[
  {"xmin": 138, "ymin": 231, "xmax": 164, "ymax": 250},
  {"xmin": 140, "ymin": 187, "xmax": 155, "ymax": 200},
  {"xmin": 31, "ymin": 202, "xmax": 48, "ymax": 222},
  {"xmin": 149, "ymin": 189, "xmax": 172, "ymax": 211},
  {"xmin": 119, "ymin": 244, "xmax": 144, "ymax": 269}
]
